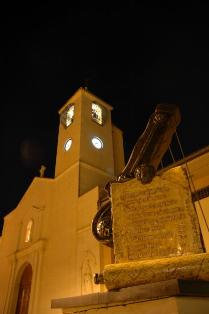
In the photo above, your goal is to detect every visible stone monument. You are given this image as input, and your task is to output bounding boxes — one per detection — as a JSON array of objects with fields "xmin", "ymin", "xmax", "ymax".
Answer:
[
  {"xmin": 103, "ymin": 165, "xmax": 209, "ymax": 291},
  {"xmin": 112, "ymin": 166, "xmax": 203, "ymax": 263}
]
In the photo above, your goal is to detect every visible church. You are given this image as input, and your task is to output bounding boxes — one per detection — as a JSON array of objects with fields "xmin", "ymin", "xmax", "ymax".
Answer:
[{"xmin": 0, "ymin": 88, "xmax": 208, "ymax": 314}]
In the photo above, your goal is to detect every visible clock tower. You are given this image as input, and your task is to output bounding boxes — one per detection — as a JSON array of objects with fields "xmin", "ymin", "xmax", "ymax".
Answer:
[{"xmin": 55, "ymin": 87, "xmax": 125, "ymax": 195}]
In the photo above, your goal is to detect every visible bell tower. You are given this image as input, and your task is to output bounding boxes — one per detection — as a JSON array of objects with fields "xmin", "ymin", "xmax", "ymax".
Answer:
[{"xmin": 55, "ymin": 87, "xmax": 124, "ymax": 195}]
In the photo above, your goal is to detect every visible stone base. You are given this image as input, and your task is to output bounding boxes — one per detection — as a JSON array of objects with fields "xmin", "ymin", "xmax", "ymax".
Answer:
[
  {"xmin": 103, "ymin": 252, "xmax": 209, "ymax": 290},
  {"xmin": 51, "ymin": 279, "xmax": 209, "ymax": 314}
]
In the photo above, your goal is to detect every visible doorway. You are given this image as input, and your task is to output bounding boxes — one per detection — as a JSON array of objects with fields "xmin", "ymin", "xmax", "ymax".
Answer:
[{"xmin": 15, "ymin": 264, "xmax": 32, "ymax": 314}]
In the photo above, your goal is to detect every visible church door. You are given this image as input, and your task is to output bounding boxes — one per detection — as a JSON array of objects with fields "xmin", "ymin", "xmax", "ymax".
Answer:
[{"xmin": 15, "ymin": 264, "xmax": 32, "ymax": 314}]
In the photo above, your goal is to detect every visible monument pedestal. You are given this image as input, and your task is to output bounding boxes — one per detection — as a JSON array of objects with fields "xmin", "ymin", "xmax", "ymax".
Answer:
[
  {"xmin": 103, "ymin": 252, "xmax": 209, "ymax": 290},
  {"xmin": 51, "ymin": 279, "xmax": 209, "ymax": 314}
]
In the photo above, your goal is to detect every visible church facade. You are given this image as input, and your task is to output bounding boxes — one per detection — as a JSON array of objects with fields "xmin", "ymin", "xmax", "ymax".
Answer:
[
  {"xmin": 0, "ymin": 88, "xmax": 125, "ymax": 314},
  {"xmin": 0, "ymin": 88, "xmax": 208, "ymax": 314}
]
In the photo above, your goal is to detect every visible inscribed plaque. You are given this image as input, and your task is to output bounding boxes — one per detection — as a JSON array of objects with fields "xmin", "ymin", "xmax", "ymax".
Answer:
[{"xmin": 111, "ymin": 166, "xmax": 203, "ymax": 263}]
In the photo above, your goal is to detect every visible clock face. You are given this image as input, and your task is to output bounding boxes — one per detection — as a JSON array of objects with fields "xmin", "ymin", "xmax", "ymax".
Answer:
[
  {"xmin": 91, "ymin": 137, "xmax": 103, "ymax": 149},
  {"xmin": 60, "ymin": 104, "xmax": 74, "ymax": 127},
  {"xmin": 64, "ymin": 138, "xmax": 72, "ymax": 151}
]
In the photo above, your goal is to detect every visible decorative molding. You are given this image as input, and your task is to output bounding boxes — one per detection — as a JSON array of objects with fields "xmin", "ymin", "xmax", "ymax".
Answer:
[{"xmin": 9, "ymin": 239, "xmax": 47, "ymax": 260}]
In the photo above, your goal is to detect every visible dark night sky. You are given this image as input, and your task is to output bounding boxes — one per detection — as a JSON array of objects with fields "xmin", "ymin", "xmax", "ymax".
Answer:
[{"xmin": 1, "ymin": 3, "xmax": 209, "ymax": 231}]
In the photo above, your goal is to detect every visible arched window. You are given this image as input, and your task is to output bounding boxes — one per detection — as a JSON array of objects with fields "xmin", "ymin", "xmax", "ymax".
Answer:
[
  {"xmin": 25, "ymin": 220, "xmax": 33, "ymax": 243},
  {"xmin": 60, "ymin": 104, "xmax": 74, "ymax": 127},
  {"xmin": 92, "ymin": 103, "xmax": 103, "ymax": 125}
]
